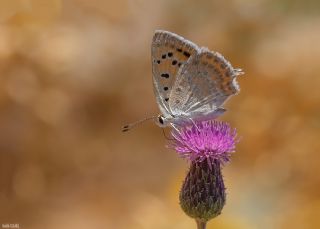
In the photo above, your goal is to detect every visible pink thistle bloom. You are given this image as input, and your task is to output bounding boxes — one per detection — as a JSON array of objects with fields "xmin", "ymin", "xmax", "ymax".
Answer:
[{"xmin": 171, "ymin": 120, "xmax": 238, "ymax": 165}]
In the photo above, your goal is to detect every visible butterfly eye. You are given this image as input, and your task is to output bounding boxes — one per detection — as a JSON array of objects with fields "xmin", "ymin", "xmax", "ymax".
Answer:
[{"xmin": 158, "ymin": 116, "xmax": 164, "ymax": 125}]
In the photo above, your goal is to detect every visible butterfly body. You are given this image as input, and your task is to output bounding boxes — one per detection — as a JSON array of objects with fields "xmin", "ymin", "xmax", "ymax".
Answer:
[
  {"xmin": 152, "ymin": 30, "xmax": 243, "ymax": 128},
  {"xmin": 156, "ymin": 108, "xmax": 226, "ymax": 128}
]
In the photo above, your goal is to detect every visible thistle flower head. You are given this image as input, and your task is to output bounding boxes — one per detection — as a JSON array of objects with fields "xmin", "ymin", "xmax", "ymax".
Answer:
[
  {"xmin": 174, "ymin": 120, "xmax": 239, "ymax": 225},
  {"xmin": 171, "ymin": 120, "xmax": 238, "ymax": 165}
]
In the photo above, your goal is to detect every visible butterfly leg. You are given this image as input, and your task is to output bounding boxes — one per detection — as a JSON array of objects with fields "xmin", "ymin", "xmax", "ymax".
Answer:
[
  {"xmin": 170, "ymin": 123, "xmax": 181, "ymax": 133},
  {"xmin": 187, "ymin": 117, "xmax": 201, "ymax": 132}
]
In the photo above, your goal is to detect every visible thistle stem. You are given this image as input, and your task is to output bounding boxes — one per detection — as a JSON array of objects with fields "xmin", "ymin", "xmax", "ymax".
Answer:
[{"xmin": 196, "ymin": 219, "xmax": 206, "ymax": 229}]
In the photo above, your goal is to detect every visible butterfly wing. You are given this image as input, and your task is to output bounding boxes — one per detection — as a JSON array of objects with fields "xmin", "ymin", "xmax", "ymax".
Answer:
[
  {"xmin": 151, "ymin": 30, "xmax": 200, "ymax": 117},
  {"xmin": 169, "ymin": 48, "xmax": 242, "ymax": 117}
]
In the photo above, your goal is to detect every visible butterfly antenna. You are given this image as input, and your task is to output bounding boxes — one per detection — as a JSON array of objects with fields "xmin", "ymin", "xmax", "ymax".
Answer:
[{"xmin": 122, "ymin": 116, "xmax": 157, "ymax": 132}]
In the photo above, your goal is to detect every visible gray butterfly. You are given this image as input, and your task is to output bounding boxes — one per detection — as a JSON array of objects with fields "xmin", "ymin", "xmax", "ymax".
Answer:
[{"xmin": 122, "ymin": 30, "xmax": 243, "ymax": 132}]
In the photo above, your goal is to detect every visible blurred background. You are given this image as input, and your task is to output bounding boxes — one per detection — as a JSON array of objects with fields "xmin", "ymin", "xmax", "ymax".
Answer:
[{"xmin": 0, "ymin": 0, "xmax": 320, "ymax": 228}]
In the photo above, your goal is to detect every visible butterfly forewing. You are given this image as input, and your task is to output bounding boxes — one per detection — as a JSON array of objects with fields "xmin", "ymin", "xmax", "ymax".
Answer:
[
  {"xmin": 169, "ymin": 48, "xmax": 240, "ymax": 115},
  {"xmin": 151, "ymin": 30, "xmax": 199, "ymax": 116}
]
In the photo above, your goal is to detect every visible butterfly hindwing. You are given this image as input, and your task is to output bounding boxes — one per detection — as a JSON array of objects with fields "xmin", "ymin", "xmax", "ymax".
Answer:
[
  {"xmin": 169, "ymin": 48, "xmax": 240, "ymax": 116},
  {"xmin": 151, "ymin": 30, "xmax": 199, "ymax": 116}
]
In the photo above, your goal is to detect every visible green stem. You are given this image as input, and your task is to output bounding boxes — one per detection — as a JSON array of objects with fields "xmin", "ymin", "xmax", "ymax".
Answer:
[{"xmin": 196, "ymin": 219, "xmax": 207, "ymax": 229}]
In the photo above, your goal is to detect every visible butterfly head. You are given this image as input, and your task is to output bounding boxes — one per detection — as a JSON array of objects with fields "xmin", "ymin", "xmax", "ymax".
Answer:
[{"xmin": 156, "ymin": 114, "xmax": 169, "ymax": 128}]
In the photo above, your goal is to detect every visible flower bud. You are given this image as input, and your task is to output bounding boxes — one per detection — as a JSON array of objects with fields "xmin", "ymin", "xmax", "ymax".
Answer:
[{"xmin": 180, "ymin": 159, "xmax": 226, "ymax": 222}]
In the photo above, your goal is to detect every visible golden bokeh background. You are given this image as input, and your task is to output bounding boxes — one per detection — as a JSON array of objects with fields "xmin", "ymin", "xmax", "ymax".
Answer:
[{"xmin": 0, "ymin": 0, "xmax": 320, "ymax": 228}]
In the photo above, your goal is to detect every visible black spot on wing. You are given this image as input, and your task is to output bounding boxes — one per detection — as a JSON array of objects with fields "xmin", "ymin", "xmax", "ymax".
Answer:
[
  {"xmin": 161, "ymin": 73, "xmax": 170, "ymax": 78},
  {"xmin": 183, "ymin": 51, "xmax": 191, "ymax": 57}
]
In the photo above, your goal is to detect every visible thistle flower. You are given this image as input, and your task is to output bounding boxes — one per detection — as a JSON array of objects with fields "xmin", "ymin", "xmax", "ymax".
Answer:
[
  {"xmin": 171, "ymin": 120, "xmax": 237, "ymax": 165},
  {"xmin": 171, "ymin": 120, "xmax": 238, "ymax": 228}
]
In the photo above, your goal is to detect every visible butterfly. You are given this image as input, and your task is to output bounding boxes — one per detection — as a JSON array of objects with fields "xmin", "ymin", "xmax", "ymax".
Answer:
[{"xmin": 122, "ymin": 30, "xmax": 243, "ymax": 132}]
